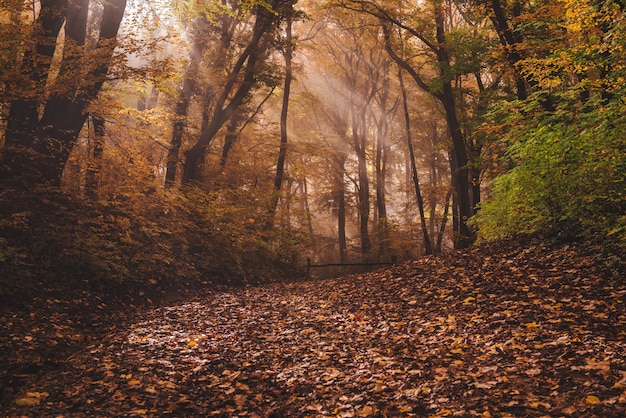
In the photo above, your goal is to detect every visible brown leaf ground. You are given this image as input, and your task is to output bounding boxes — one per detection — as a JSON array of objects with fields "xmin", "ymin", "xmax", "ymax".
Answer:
[{"xmin": 1, "ymin": 240, "xmax": 625, "ymax": 417}]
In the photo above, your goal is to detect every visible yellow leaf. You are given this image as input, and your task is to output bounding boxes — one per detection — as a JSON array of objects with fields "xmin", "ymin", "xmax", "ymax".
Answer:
[
  {"xmin": 25, "ymin": 391, "xmax": 48, "ymax": 398},
  {"xmin": 15, "ymin": 397, "xmax": 40, "ymax": 406},
  {"xmin": 128, "ymin": 379, "xmax": 141, "ymax": 386},
  {"xmin": 187, "ymin": 340, "xmax": 197, "ymax": 348},
  {"xmin": 525, "ymin": 322, "xmax": 539, "ymax": 329},
  {"xmin": 586, "ymin": 395, "xmax": 601, "ymax": 404},
  {"xmin": 358, "ymin": 405, "xmax": 375, "ymax": 416}
]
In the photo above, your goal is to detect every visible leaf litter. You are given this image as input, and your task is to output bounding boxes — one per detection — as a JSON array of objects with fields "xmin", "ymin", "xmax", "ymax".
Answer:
[{"xmin": 1, "ymin": 240, "xmax": 625, "ymax": 416}]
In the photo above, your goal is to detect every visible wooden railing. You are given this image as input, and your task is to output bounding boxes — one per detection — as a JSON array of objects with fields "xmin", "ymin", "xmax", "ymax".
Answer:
[{"xmin": 306, "ymin": 258, "xmax": 395, "ymax": 278}]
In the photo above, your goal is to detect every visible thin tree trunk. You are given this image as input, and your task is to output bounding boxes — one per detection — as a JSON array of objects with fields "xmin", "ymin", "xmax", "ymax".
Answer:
[
  {"xmin": 336, "ymin": 153, "xmax": 348, "ymax": 263},
  {"xmin": 399, "ymin": 69, "xmax": 432, "ymax": 255},
  {"xmin": 375, "ymin": 76, "xmax": 390, "ymax": 260},
  {"xmin": 435, "ymin": 190, "xmax": 452, "ymax": 253},
  {"xmin": 351, "ymin": 105, "xmax": 371, "ymax": 256},
  {"xmin": 85, "ymin": 115, "xmax": 105, "ymax": 199},
  {"xmin": 301, "ymin": 178, "xmax": 315, "ymax": 246},
  {"xmin": 270, "ymin": 11, "xmax": 293, "ymax": 222},
  {"xmin": 428, "ymin": 121, "xmax": 438, "ymax": 241}
]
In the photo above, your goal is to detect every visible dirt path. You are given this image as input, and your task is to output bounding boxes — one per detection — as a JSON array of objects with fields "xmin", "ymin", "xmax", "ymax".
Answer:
[{"xmin": 2, "ymin": 242, "xmax": 625, "ymax": 417}]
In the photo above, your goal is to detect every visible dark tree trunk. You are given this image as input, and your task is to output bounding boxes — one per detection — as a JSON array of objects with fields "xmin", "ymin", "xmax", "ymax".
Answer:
[
  {"xmin": 490, "ymin": 0, "xmax": 527, "ymax": 100},
  {"xmin": 428, "ymin": 121, "xmax": 439, "ymax": 241},
  {"xmin": 336, "ymin": 153, "xmax": 348, "ymax": 263},
  {"xmin": 352, "ymin": 108, "xmax": 371, "ymax": 256},
  {"xmin": 220, "ymin": 111, "xmax": 242, "ymax": 168},
  {"xmin": 375, "ymin": 76, "xmax": 390, "ymax": 259},
  {"xmin": 399, "ymin": 70, "xmax": 432, "ymax": 255},
  {"xmin": 434, "ymin": 5, "xmax": 474, "ymax": 248},
  {"xmin": 270, "ymin": 12, "xmax": 294, "ymax": 221},
  {"xmin": 165, "ymin": 19, "xmax": 206, "ymax": 187},
  {"xmin": 1, "ymin": 0, "xmax": 69, "ymax": 181},
  {"xmin": 1, "ymin": 0, "xmax": 127, "ymax": 186}
]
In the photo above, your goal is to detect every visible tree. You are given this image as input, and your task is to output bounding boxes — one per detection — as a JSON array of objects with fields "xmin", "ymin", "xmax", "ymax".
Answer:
[
  {"xmin": 399, "ymin": 69, "xmax": 433, "ymax": 255},
  {"xmin": 474, "ymin": 0, "xmax": 626, "ymax": 246},
  {"xmin": 165, "ymin": 17, "xmax": 208, "ymax": 187},
  {"xmin": 180, "ymin": 0, "xmax": 297, "ymax": 184},
  {"xmin": 0, "ymin": 0, "xmax": 128, "ymax": 186},
  {"xmin": 334, "ymin": 0, "xmax": 494, "ymax": 248},
  {"xmin": 270, "ymin": 4, "xmax": 299, "ymax": 220}
]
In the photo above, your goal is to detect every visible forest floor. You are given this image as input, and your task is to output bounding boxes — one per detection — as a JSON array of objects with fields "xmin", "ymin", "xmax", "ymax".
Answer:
[{"xmin": 1, "ymin": 239, "xmax": 625, "ymax": 417}]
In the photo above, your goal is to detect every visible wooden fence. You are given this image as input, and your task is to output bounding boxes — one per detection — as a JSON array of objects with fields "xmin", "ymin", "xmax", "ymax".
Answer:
[{"xmin": 306, "ymin": 258, "xmax": 394, "ymax": 278}]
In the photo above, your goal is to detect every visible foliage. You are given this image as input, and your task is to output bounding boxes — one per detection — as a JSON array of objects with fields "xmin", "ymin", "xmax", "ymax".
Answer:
[
  {"xmin": 0, "ymin": 184, "xmax": 306, "ymax": 306},
  {"xmin": 475, "ymin": 95, "xmax": 626, "ymax": 245},
  {"xmin": 474, "ymin": 0, "xmax": 626, "ymax": 250}
]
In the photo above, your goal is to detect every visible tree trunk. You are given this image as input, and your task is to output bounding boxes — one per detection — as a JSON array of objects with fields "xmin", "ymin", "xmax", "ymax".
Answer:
[
  {"xmin": 428, "ymin": 120, "xmax": 439, "ymax": 241},
  {"xmin": 4, "ymin": 0, "xmax": 68, "ymax": 151},
  {"xmin": 435, "ymin": 190, "xmax": 452, "ymax": 253},
  {"xmin": 352, "ymin": 107, "xmax": 371, "ymax": 256},
  {"xmin": 301, "ymin": 178, "xmax": 315, "ymax": 247},
  {"xmin": 85, "ymin": 115, "xmax": 105, "ymax": 199},
  {"xmin": 336, "ymin": 153, "xmax": 348, "ymax": 263},
  {"xmin": 434, "ymin": 4, "xmax": 474, "ymax": 248},
  {"xmin": 220, "ymin": 111, "xmax": 242, "ymax": 168},
  {"xmin": 270, "ymin": 12, "xmax": 293, "ymax": 220},
  {"xmin": 165, "ymin": 19, "xmax": 207, "ymax": 187},
  {"xmin": 1, "ymin": 0, "xmax": 127, "ymax": 186},
  {"xmin": 399, "ymin": 70, "xmax": 432, "ymax": 255},
  {"xmin": 489, "ymin": 0, "xmax": 527, "ymax": 100},
  {"xmin": 375, "ymin": 76, "xmax": 390, "ymax": 259}
]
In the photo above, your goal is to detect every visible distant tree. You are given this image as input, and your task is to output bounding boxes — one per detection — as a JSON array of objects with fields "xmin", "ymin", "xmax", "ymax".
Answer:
[
  {"xmin": 336, "ymin": 0, "xmax": 495, "ymax": 249},
  {"xmin": 180, "ymin": 0, "xmax": 298, "ymax": 184}
]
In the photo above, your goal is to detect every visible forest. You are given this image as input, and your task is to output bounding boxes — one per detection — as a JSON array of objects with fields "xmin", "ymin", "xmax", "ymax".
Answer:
[{"xmin": 0, "ymin": 0, "xmax": 625, "ymax": 416}]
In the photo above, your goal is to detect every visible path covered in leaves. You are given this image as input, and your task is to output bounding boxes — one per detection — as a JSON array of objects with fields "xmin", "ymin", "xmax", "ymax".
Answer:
[{"xmin": 2, "ymin": 241, "xmax": 626, "ymax": 417}]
